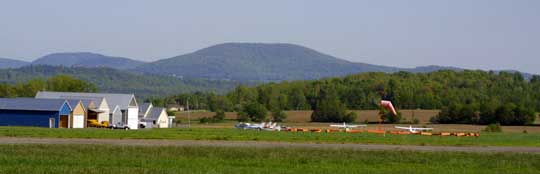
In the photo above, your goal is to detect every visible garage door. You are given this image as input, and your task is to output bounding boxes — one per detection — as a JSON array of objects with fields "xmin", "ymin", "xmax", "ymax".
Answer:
[{"xmin": 73, "ymin": 115, "xmax": 84, "ymax": 128}]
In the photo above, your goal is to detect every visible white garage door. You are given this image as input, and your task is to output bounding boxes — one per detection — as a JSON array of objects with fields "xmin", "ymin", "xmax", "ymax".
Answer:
[{"xmin": 73, "ymin": 115, "xmax": 84, "ymax": 128}]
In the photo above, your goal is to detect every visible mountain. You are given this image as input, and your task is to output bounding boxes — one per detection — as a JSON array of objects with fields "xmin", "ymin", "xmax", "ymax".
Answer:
[
  {"xmin": 0, "ymin": 65, "xmax": 250, "ymax": 97},
  {"xmin": 135, "ymin": 43, "xmax": 406, "ymax": 81},
  {"xmin": 32, "ymin": 52, "xmax": 144, "ymax": 70},
  {"xmin": 0, "ymin": 58, "xmax": 29, "ymax": 69},
  {"xmin": 134, "ymin": 43, "xmax": 473, "ymax": 81}
]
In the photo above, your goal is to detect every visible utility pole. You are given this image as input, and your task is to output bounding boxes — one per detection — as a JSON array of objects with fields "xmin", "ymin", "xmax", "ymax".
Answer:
[{"xmin": 187, "ymin": 98, "xmax": 191, "ymax": 128}]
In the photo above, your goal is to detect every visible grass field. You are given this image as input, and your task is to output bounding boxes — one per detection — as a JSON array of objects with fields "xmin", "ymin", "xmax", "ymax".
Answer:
[
  {"xmin": 1, "ymin": 127, "xmax": 539, "ymax": 147},
  {"xmin": 0, "ymin": 144, "xmax": 538, "ymax": 174}
]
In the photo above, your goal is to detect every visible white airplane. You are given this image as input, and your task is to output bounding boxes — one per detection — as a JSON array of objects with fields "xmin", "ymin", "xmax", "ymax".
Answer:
[
  {"xmin": 394, "ymin": 125, "xmax": 433, "ymax": 133},
  {"xmin": 330, "ymin": 122, "xmax": 367, "ymax": 130},
  {"xmin": 235, "ymin": 122, "xmax": 282, "ymax": 131}
]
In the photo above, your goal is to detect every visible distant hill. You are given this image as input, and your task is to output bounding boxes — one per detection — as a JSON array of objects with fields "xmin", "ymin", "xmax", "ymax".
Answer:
[
  {"xmin": 2, "ymin": 43, "xmax": 535, "ymax": 82},
  {"xmin": 32, "ymin": 52, "xmax": 144, "ymax": 70},
  {"xmin": 134, "ymin": 43, "xmax": 469, "ymax": 81},
  {"xmin": 134, "ymin": 43, "xmax": 397, "ymax": 81},
  {"xmin": 0, "ymin": 65, "xmax": 248, "ymax": 97},
  {"xmin": 0, "ymin": 58, "xmax": 29, "ymax": 69}
]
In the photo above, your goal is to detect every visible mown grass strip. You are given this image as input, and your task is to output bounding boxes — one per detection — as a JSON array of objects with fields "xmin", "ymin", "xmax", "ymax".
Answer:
[{"xmin": 0, "ymin": 126, "xmax": 539, "ymax": 147}]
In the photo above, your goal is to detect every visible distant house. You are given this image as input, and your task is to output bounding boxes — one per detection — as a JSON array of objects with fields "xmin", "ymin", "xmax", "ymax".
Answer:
[
  {"xmin": 65, "ymin": 99, "xmax": 87, "ymax": 128},
  {"xmin": 139, "ymin": 103, "xmax": 169, "ymax": 128},
  {"xmin": 0, "ymin": 98, "xmax": 72, "ymax": 128},
  {"xmin": 35, "ymin": 91, "xmax": 139, "ymax": 129}
]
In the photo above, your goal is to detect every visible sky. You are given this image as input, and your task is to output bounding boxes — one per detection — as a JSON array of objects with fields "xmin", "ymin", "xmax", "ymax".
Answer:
[{"xmin": 1, "ymin": 0, "xmax": 539, "ymax": 74}]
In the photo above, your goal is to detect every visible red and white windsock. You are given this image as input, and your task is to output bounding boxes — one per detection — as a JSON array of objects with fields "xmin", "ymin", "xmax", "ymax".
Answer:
[{"xmin": 380, "ymin": 100, "xmax": 397, "ymax": 116}]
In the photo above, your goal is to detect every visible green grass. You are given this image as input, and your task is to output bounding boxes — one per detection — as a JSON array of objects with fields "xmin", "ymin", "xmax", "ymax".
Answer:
[
  {"xmin": 0, "ymin": 144, "xmax": 538, "ymax": 174},
  {"xmin": 1, "ymin": 127, "xmax": 539, "ymax": 147}
]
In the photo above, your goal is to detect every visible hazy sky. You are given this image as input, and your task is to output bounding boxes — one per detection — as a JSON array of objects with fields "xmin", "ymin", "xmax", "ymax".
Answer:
[{"xmin": 1, "ymin": 0, "xmax": 539, "ymax": 74}]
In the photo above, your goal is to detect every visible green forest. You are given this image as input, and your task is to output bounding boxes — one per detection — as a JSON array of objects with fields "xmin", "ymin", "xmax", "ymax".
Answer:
[
  {"xmin": 0, "ymin": 65, "xmax": 248, "ymax": 97},
  {"xmin": 0, "ymin": 75, "xmax": 96, "ymax": 97},
  {"xmin": 156, "ymin": 70, "xmax": 540, "ymax": 125}
]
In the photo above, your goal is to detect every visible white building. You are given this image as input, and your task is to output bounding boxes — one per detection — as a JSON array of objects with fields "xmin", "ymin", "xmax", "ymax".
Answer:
[{"xmin": 139, "ymin": 103, "xmax": 169, "ymax": 128}]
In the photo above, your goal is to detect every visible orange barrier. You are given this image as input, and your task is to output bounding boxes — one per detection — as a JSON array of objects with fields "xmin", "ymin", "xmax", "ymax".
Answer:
[
  {"xmin": 345, "ymin": 129, "xmax": 363, "ymax": 133},
  {"xmin": 389, "ymin": 131, "xmax": 410, "ymax": 135},
  {"xmin": 296, "ymin": 128, "xmax": 309, "ymax": 132},
  {"xmin": 310, "ymin": 129, "xmax": 322, "ymax": 133},
  {"xmin": 421, "ymin": 132, "xmax": 432, "ymax": 136},
  {"xmin": 455, "ymin": 132, "xmax": 466, "ymax": 137},
  {"xmin": 325, "ymin": 129, "xmax": 341, "ymax": 133}
]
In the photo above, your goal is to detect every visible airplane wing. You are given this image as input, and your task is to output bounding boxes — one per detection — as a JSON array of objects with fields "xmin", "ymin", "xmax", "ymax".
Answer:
[
  {"xmin": 347, "ymin": 125, "xmax": 367, "ymax": 128},
  {"xmin": 394, "ymin": 126, "xmax": 409, "ymax": 129},
  {"xmin": 415, "ymin": 128, "xmax": 433, "ymax": 130},
  {"xmin": 330, "ymin": 125, "xmax": 346, "ymax": 128}
]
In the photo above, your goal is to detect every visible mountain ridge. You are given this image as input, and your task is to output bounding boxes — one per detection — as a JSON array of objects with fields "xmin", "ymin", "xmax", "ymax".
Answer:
[
  {"xmin": 0, "ymin": 57, "xmax": 30, "ymax": 69},
  {"xmin": 32, "ymin": 52, "xmax": 145, "ymax": 70},
  {"xmin": 0, "ymin": 43, "xmax": 536, "ymax": 81}
]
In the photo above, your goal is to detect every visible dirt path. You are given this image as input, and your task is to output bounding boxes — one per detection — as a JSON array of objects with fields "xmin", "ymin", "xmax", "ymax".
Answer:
[{"xmin": 1, "ymin": 137, "xmax": 539, "ymax": 154}]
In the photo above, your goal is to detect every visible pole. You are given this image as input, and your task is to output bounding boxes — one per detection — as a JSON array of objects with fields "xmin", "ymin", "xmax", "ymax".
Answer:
[{"xmin": 187, "ymin": 98, "xmax": 190, "ymax": 128}]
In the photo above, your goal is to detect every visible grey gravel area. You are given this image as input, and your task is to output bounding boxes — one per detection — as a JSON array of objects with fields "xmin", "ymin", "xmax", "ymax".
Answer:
[{"xmin": 0, "ymin": 137, "xmax": 539, "ymax": 154}]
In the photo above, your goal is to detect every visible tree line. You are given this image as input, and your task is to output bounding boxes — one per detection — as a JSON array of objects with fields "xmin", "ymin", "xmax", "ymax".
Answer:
[
  {"xmin": 155, "ymin": 70, "xmax": 540, "ymax": 125},
  {"xmin": 0, "ymin": 75, "xmax": 97, "ymax": 97}
]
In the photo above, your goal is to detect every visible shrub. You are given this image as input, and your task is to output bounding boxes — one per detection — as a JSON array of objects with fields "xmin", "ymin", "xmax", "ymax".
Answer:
[
  {"xmin": 237, "ymin": 111, "xmax": 250, "ymax": 122},
  {"xmin": 483, "ymin": 123, "xmax": 502, "ymax": 132},
  {"xmin": 381, "ymin": 109, "xmax": 401, "ymax": 123},
  {"xmin": 343, "ymin": 112, "xmax": 357, "ymax": 123},
  {"xmin": 166, "ymin": 110, "xmax": 176, "ymax": 116},
  {"xmin": 199, "ymin": 117, "xmax": 211, "ymax": 124},
  {"xmin": 212, "ymin": 110, "xmax": 225, "ymax": 122},
  {"xmin": 271, "ymin": 109, "xmax": 287, "ymax": 122},
  {"xmin": 310, "ymin": 87, "xmax": 355, "ymax": 123},
  {"xmin": 242, "ymin": 102, "xmax": 268, "ymax": 122}
]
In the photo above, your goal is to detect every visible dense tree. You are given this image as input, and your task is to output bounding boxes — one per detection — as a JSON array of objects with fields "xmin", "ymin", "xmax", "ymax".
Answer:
[
  {"xmin": 271, "ymin": 108, "xmax": 287, "ymax": 122},
  {"xmin": 161, "ymin": 70, "xmax": 539, "ymax": 125},
  {"xmin": 239, "ymin": 102, "xmax": 268, "ymax": 122},
  {"xmin": 0, "ymin": 75, "xmax": 96, "ymax": 98},
  {"xmin": 311, "ymin": 87, "xmax": 357, "ymax": 123}
]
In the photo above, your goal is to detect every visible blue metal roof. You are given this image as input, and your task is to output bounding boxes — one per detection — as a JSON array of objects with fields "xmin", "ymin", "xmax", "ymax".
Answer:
[
  {"xmin": 0, "ymin": 98, "xmax": 70, "ymax": 112},
  {"xmin": 142, "ymin": 107, "xmax": 165, "ymax": 121}
]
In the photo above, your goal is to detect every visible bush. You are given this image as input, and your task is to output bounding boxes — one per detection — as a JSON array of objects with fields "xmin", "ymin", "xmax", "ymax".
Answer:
[
  {"xmin": 380, "ymin": 109, "xmax": 401, "ymax": 123},
  {"xmin": 311, "ymin": 87, "xmax": 355, "ymax": 123},
  {"xmin": 241, "ymin": 103, "xmax": 268, "ymax": 122},
  {"xmin": 199, "ymin": 117, "xmax": 211, "ymax": 124},
  {"xmin": 212, "ymin": 110, "xmax": 225, "ymax": 122},
  {"xmin": 343, "ymin": 112, "xmax": 357, "ymax": 123},
  {"xmin": 237, "ymin": 111, "xmax": 250, "ymax": 122},
  {"xmin": 271, "ymin": 109, "xmax": 287, "ymax": 122},
  {"xmin": 166, "ymin": 110, "xmax": 176, "ymax": 116},
  {"xmin": 483, "ymin": 123, "xmax": 502, "ymax": 132}
]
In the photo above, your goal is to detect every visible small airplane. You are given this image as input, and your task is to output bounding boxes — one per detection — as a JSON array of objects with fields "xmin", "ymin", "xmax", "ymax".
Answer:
[
  {"xmin": 235, "ymin": 122, "xmax": 282, "ymax": 131},
  {"xmin": 330, "ymin": 122, "xmax": 367, "ymax": 130},
  {"xmin": 394, "ymin": 125, "xmax": 433, "ymax": 133}
]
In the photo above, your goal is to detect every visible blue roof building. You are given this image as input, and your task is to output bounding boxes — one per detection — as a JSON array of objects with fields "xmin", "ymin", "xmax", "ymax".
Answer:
[{"xmin": 0, "ymin": 98, "xmax": 72, "ymax": 128}]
